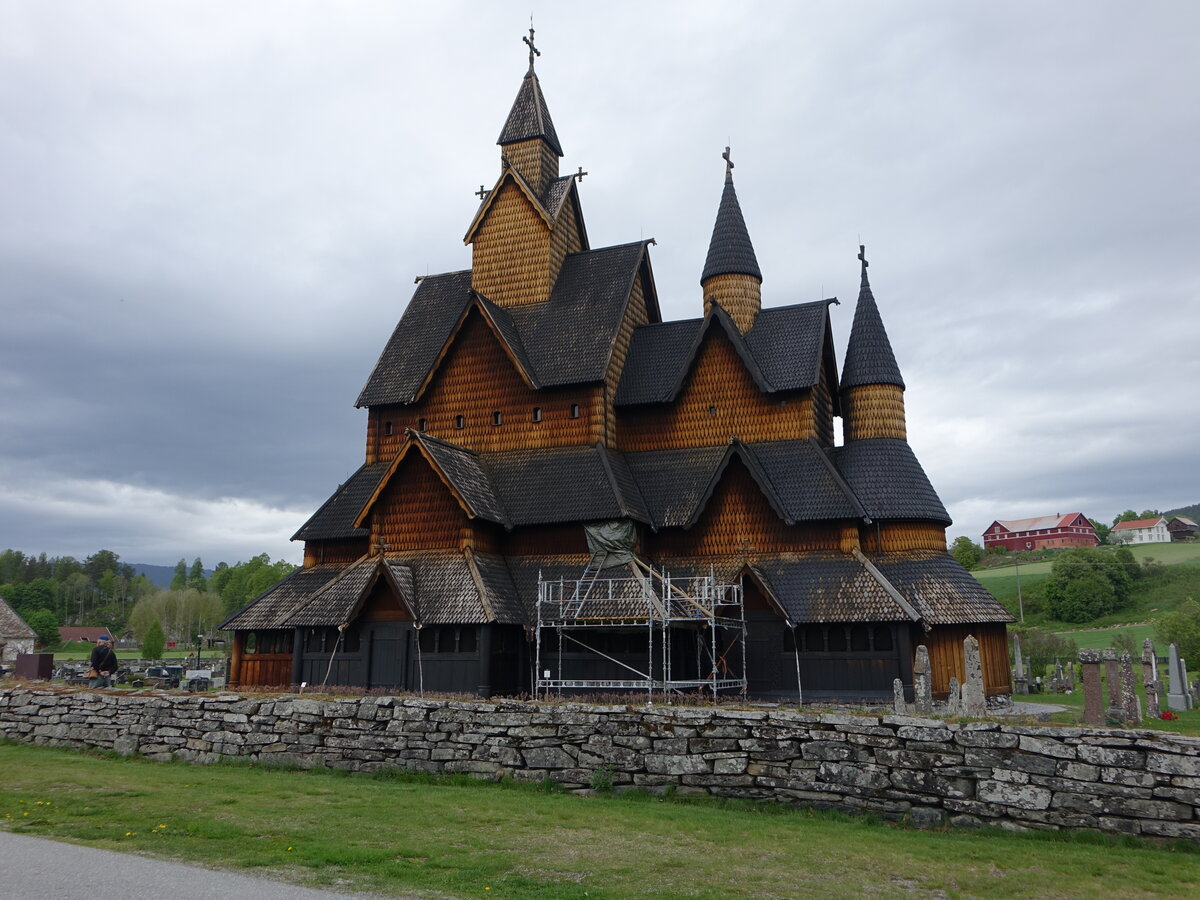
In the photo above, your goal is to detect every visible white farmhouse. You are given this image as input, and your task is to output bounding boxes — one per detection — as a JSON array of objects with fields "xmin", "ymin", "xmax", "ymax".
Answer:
[{"xmin": 1110, "ymin": 516, "xmax": 1172, "ymax": 545}]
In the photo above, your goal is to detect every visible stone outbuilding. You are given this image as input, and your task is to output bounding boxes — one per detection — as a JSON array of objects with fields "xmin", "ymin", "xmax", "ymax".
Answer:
[{"xmin": 0, "ymin": 596, "xmax": 36, "ymax": 666}]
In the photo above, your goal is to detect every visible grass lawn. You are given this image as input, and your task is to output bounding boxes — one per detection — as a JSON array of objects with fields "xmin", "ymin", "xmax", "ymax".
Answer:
[
  {"xmin": 51, "ymin": 641, "xmax": 226, "ymax": 662},
  {"xmin": 1055, "ymin": 623, "xmax": 1157, "ymax": 651},
  {"xmin": 1, "ymin": 743, "xmax": 1197, "ymax": 898}
]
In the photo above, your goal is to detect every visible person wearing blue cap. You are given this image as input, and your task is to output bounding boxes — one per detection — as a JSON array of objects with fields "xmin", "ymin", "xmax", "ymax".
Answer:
[{"xmin": 88, "ymin": 635, "xmax": 118, "ymax": 688}]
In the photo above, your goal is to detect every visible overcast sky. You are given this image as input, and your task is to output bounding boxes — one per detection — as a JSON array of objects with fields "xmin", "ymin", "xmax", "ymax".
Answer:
[{"xmin": 2, "ymin": 2, "xmax": 1197, "ymax": 568}]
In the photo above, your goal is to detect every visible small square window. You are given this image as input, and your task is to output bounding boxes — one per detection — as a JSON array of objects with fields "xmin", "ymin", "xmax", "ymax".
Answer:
[
  {"xmin": 570, "ymin": 403, "xmax": 580, "ymax": 419},
  {"xmin": 417, "ymin": 418, "xmax": 427, "ymax": 432},
  {"xmin": 493, "ymin": 411, "xmax": 502, "ymax": 426},
  {"xmin": 384, "ymin": 421, "xmax": 393, "ymax": 436},
  {"xmin": 455, "ymin": 415, "xmax": 465, "ymax": 429},
  {"xmin": 532, "ymin": 407, "xmax": 542, "ymax": 423}
]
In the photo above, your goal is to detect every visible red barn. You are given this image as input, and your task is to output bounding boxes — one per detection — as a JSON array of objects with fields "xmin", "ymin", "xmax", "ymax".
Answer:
[{"xmin": 982, "ymin": 513, "xmax": 1099, "ymax": 552}]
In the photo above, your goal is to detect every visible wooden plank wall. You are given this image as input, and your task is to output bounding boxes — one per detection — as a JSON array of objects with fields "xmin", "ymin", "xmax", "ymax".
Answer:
[
  {"xmin": 373, "ymin": 456, "xmax": 471, "ymax": 552},
  {"xmin": 604, "ymin": 271, "xmax": 650, "ymax": 445},
  {"xmin": 618, "ymin": 331, "xmax": 814, "ymax": 450},
  {"xmin": 923, "ymin": 624, "xmax": 1012, "ymax": 698},
  {"xmin": 502, "ymin": 138, "xmax": 559, "ymax": 196},
  {"xmin": 859, "ymin": 521, "xmax": 948, "ymax": 553},
  {"xmin": 304, "ymin": 538, "xmax": 369, "ymax": 568}
]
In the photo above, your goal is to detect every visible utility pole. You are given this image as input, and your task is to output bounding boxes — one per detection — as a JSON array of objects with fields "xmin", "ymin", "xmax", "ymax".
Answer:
[{"xmin": 1015, "ymin": 558, "xmax": 1024, "ymax": 623}]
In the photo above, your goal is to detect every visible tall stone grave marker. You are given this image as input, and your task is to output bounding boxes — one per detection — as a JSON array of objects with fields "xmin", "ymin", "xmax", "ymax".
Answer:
[
  {"xmin": 1103, "ymin": 649, "xmax": 1121, "ymax": 709},
  {"xmin": 1167, "ymin": 643, "xmax": 1195, "ymax": 711},
  {"xmin": 913, "ymin": 644, "xmax": 933, "ymax": 714},
  {"xmin": 1119, "ymin": 652, "xmax": 1141, "ymax": 726},
  {"xmin": 1012, "ymin": 633, "xmax": 1028, "ymax": 694},
  {"xmin": 1142, "ymin": 638, "xmax": 1162, "ymax": 715},
  {"xmin": 962, "ymin": 635, "xmax": 987, "ymax": 715},
  {"xmin": 1079, "ymin": 649, "xmax": 1103, "ymax": 726}
]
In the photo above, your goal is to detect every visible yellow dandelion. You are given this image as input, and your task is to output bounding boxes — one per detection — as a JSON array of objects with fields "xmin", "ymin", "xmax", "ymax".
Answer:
[
  {"xmin": 287, "ymin": 846, "xmax": 293, "ymax": 851},
  {"xmin": 159, "ymin": 824, "xmax": 167, "ymax": 829},
  {"xmin": 22, "ymin": 812, "xmax": 28, "ymax": 817}
]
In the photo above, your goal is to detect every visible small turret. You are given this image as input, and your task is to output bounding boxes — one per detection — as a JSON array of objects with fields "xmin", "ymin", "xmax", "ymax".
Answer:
[
  {"xmin": 701, "ymin": 147, "xmax": 761, "ymax": 333},
  {"xmin": 840, "ymin": 245, "xmax": 906, "ymax": 441}
]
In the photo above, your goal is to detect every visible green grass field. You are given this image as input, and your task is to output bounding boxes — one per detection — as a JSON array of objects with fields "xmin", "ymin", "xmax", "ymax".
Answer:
[
  {"xmin": 975, "ymin": 542, "xmax": 1200, "ymax": 580},
  {"xmin": 1055, "ymin": 624, "xmax": 1157, "ymax": 650},
  {"xmin": 2, "ymin": 742, "xmax": 1197, "ymax": 898}
]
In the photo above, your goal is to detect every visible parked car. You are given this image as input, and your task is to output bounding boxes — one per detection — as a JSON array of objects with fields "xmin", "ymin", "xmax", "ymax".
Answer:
[{"xmin": 137, "ymin": 665, "xmax": 183, "ymax": 689}]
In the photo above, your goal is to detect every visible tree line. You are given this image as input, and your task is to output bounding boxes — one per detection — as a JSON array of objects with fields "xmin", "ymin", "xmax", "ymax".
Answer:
[{"xmin": 0, "ymin": 548, "xmax": 295, "ymax": 650}]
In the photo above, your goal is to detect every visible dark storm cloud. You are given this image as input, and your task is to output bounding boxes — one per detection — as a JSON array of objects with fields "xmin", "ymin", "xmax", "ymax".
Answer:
[{"xmin": 1, "ymin": 1, "xmax": 1197, "ymax": 565}]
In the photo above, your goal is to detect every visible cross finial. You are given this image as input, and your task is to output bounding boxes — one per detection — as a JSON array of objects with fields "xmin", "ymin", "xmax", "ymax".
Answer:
[
  {"xmin": 574, "ymin": 166, "xmax": 587, "ymax": 183},
  {"xmin": 523, "ymin": 22, "xmax": 540, "ymax": 72},
  {"xmin": 858, "ymin": 244, "xmax": 869, "ymax": 271},
  {"xmin": 722, "ymin": 146, "xmax": 734, "ymax": 180},
  {"xmin": 475, "ymin": 184, "xmax": 490, "ymax": 200}
]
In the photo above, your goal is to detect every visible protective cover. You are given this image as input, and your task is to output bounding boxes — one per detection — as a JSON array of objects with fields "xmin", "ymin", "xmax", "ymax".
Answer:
[{"xmin": 584, "ymin": 520, "xmax": 638, "ymax": 568}]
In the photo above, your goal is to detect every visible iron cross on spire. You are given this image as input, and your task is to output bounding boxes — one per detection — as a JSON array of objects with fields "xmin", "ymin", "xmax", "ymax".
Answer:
[
  {"xmin": 858, "ymin": 244, "xmax": 869, "ymax": 271},
  {"xmin": 523, "ymin": 23, "xmax": 540, "ymax": 71},
  {"xmin": 722, "ymin": 146, "xmax": 734, "ymax": 179}
]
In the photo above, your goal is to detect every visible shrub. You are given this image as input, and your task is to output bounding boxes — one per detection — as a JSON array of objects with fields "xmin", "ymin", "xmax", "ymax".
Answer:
[{"xmin": 1156, "ymin": 598, "xmax": 1200, "ymax": 663}]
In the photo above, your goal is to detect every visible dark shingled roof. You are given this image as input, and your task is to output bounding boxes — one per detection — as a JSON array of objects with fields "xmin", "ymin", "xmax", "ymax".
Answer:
[
  {"xmin": 623, "ymin": 445, "xmax": 728, "ymax": 528},
  {"xmin": 749, "ymin": 553, "xmax": 916, "ymax": 623},
  {"xmin": 356, "ymin": 271, "xmax": 472, "ymax": 407},
  {"xmin": 750, "ymin": 440, "xmax": 863, "ymax": 522},
  {"xmin": 469, "ymin": 551, "xmax": 527, "ymax": 624},
  {"xmin": 220, "ymin": 565, "xmax": 342, "ymax": 630},
  {"xmin": 870, "ymin": 551, "xmax": 1015, "ymax": 625},
  {"xmin": 413, "ymin": 433, "xmax": 508, "ymax": 525},
  {"xmin": 840, "ymin": 264, "xmax": 904, "ymax": 390},
  {"xmin": 498, "ymin": 69, "xmax": 563, "ymax": 156},
  {"xmin": 701, "ymin": 175, "xmax": 761, "ymax": 283},
  {"xmin": 511, "ymin": 241, "xmax": 648, "ymax": 386},
  {"xmin": 615, "ymin": 301, "xmax": 833, "ymax": 406},
  {"xmin": 488, "ymin": 444, "xmax": 649, "ymax": 526},
  {"xmin": 541, "ymin": 175, "xmax": 573, "ymax": 218},
  {"xmin": 834, "ymin": 438, "xmax": 950, "ymax": 524},
  {"xmin": 292, "ymin": 462, "xmax": 390, "ymax": 542},
  {"xmin": 283, "ymin": 557, "xmax": 381, "ymax": 627}
]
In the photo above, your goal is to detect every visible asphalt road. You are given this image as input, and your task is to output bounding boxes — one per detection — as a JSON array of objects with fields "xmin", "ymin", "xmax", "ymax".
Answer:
[{"xmin": 0, "ymin": 831, "xmax": 394, "ymax": 899}]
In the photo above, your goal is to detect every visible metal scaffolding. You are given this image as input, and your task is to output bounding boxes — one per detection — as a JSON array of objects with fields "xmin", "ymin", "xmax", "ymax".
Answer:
[{"xmin": 535, "ymin": 559, "xmax": 746, "ymax": 700}]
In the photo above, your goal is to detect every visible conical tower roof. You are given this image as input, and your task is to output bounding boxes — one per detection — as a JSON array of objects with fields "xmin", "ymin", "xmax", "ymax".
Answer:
[
  {"xmin": 497, "ymin": 56, "xmax": 563, "ymax": 156},
  {"xmin": 701, "ymin": 156, "xmax": 761, "ymax": 283},
  {"xmin": 841, "ymin": 247, "xmax": 904, "ymax": 390}
]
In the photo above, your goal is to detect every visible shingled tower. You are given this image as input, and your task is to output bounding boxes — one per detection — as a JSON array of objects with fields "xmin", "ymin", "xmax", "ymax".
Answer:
[
  {"xmin": 222, "ymin": 33, "xmax": 1013, "ymax": 704},
  {"xmin": 701, "ymin": 148, "xmax": 763, "ymax": 333},
  {"xmin": 841, "ymin": 246, "xmax": 906, "ymax": 441}
]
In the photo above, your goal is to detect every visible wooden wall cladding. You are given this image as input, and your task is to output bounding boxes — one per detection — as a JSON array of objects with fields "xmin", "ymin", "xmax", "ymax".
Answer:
[
  {"xmin": 548, "ymin": 190, "xmax": 583, "ymax": 290},
  {"xmin": 860, "ymin": 521, "xmax": 948, "ymax": 553},
  {"xmin": 368, "ymin": 311, "xmax": 603, "ymax": 457},
  {"xmin": 372, "ymin": 455, "xmax": 471, "ymax": 552},
  {"xmin": 360, "ymin": 577, "xmax": 413, "ymax": 622},
  {"xmin": 501, "ymin": 523, "xmax": 593, "ymax": 556},
  {"xmin": 812, "ymin": 353, "xmax": 835, "ymax": 447},
  {"xmin": 618, "ymin": 328, "xmax": 815, "ymax": 450},
  {"xmin": 843, "ymin": 384, "xmax": 907, "ymax": 441},
  {"xmin": 471, "ymin": 182, "xmax": 551, "ymax": 307},
  {"xmin": 304, "ymin": 538, "xmax": 370, "ymax": 569},
  {"xmin": 922, "ymin": 623, "xmax": 1011, "ymax": 697},
  {"xmin": 651, "ymin": 457, "xmax": 840, "ymax": 557},
  {"xmin": 502, "ymin": 139, "xmax": 559, "ymax": 197},
  {"xmin": 702, "ymin": 273, "xmax": 761, "ymax": 334},
  {"xmin": 604, "ymin": 272, "xmax": 650, "ymax": 444}
]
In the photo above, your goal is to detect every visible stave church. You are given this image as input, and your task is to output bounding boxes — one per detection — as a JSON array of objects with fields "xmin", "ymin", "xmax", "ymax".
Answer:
[{"xmin": 221, "ymin": 32, "xmax": 1013, "ymax": 702}]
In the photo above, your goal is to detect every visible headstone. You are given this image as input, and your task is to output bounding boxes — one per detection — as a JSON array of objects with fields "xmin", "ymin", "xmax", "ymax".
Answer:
[
  {"xmin": 1142, "ymin": 638, "xmax": 1162, "ymax": 715},
  {"xmin": 1120, "ymin": 652, "xmax": 1141, "ymax": 726},
  {"xmin": 946, "ymin": 676, "xmax": 961, "ymax": 715},
  {"xmin": 1066, "ymin": 660, "xmax": 1075, "ymax": 689},
  {"xmin": 1103, "ymin": 649, "xmax": 1121, "ymax": 709},
  {"xmin": 1167, "ymin": 644, "xmax": 1193, "ymax": 711},
  {"xmin": 1012, "ymin": 634, "xmax": 1028, "ymax": 695},
  {"xmin": 892, "ymin": 677, "xmax": 906, "ymax": 715},
  {"xmin": 962, "ymin": 635, "xmax": 987, "ymax": 715},
  {"xmin": 1079, "ymin": 649, "xmax": 1103, "ymax": 726},
  {"xmin": 913, "ymin": 644, "xmax": 933, "ymax": 715}
]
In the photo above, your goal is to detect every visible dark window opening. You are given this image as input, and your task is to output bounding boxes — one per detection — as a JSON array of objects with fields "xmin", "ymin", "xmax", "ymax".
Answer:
[
  {"xmin": 417, "ymin": 418, "xmax": 427, "ymax": 432},
  {"xmin": 492, "ymin": 411, "xmax": 502, "ymax": 426},
  {"xmin": 418, "ymin": 625, "xmax": 478, "ymax": 654},
  {"xmin": 305, "ymin": 628, "xmax": 325, "ymax": 653},
  {"xmin": 708, "ymin": 405, "xmax": 717, "ymax": 416},
  {"xmin": 827, "ymin": 626, "xmax": 847, "ymax": 652},
  {"xmin": 850, "ymin": 625, "xmax": 870, "ymax": 652},
  {"xmin": 783, "ymin": 626, "xmax": 798, "ymax": 652},
  {"xmin": 532, "ymin": 407, "xmax": 542, "ymax": 423},
  {"xmin": 804, "ymin": 626, "xmax": 824, "ymax": 652},
  {"xmin": 454, "ymin": 415, "xmax": 465, "ymax": 429},
  {"xmin": 384, "ymin": 421, "xmax": 393, "ymax": 436},
  {"xmin": 244, "ymin": 632, "xmax": 257, "ymax": 654},
  {"xmin": 570, "ymin": 403, "xmax": 580, "ymax": 419},
  {"xmin": 341, "ymin": 627, "xmax": 360, "ymax": 653},
  {"xmin": 873, "ymin": 626, "xmax": 893, "ymax": 651}
]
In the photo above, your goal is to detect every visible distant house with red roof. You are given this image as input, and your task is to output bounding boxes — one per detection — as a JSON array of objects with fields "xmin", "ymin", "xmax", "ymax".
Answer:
[
  {"xmin": 982, "ymin": 513, "xmax": 1099, "ymax": 552},
  {"xmin": 1111, "ymin": 516, "xmax": 1171, "ymax": 545}
]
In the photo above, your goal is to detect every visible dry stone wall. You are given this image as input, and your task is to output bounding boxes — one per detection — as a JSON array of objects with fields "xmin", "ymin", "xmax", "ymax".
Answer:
[{"xmin": 2, "ymin": 687, "xmax": 1198, "ymax": 841}]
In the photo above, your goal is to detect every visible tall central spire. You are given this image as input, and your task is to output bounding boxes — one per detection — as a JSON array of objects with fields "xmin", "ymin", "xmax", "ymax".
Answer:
[{"xmin": 841, "ymin": 245, "xmax": 907, "ymax": 441}]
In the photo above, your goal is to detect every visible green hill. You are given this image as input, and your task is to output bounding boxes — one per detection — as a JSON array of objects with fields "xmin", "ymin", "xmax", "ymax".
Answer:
[{"xmin": 1164, "ymin": 501, "xmax": 1200, "ymax": 522}]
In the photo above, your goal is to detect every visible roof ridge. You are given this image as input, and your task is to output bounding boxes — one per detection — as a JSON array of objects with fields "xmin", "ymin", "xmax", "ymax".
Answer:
[{"xmin": 850, "ymin": 547, "xmax": 923, "ymax": 623}]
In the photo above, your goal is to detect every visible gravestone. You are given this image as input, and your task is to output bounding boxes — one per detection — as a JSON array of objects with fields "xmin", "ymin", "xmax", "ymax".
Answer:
[
  {"xmin": 1103, "ymin": 649, "xmax": 1121, "ymax": 709},
  {"xmin": 1167, "ymin": 644, "xmax": 1194, "ymax": 712},
  {"xmin": 1066, "ymin": 660, "xmax": 1075, "ymax": 689},
  {"xmin": 946, "ymin": 676, "xmax": 961, "ymax": 715},
  {"xmin": 1142, "ymin": 638, "xmax": 1162, "ymax": 715},
  {"xmin": 1012, "ymin": 634, "xmax": 1028, "ymax": 694},
  {"xmin": 913, "ymin": 645, "xmax": 933, "ymax": 714},
  {"xmin": 1079, "ymin": 649, "xmax": 1103, "ymax": 726},
  {"xmin": 1119, "ymin": 652, "xmax": 1141, "ymax": 726},
  {"xmin": 962, "ymin": 635, "xmax": 987, "ymax": 715},
  {"xmin": 892, "ymin": 678, "xmax": 906, "ymax": 715}
]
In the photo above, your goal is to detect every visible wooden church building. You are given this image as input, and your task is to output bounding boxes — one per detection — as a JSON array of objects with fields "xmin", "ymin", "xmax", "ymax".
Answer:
[{"xmin": 221, "ymin": 34, "xmax": 1013, "ymax": 702}]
